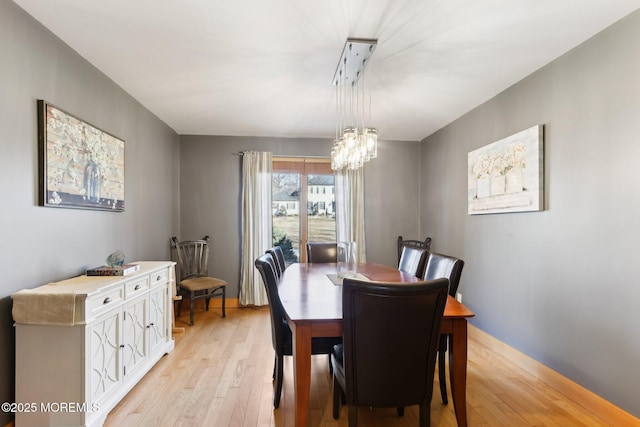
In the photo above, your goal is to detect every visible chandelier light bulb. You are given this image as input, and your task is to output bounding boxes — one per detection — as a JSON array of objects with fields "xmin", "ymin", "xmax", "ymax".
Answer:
[{"xmin": 364, "ymin": 128, "xmax": 377, "ymax": 159}]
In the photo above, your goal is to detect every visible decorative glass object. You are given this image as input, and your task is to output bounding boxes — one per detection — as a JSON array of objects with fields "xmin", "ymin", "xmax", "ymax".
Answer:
[
  {"xmin": 106, "ymin": 250, "xmax": 125, "ymax": 267},
  {"xmin": 337, "ymin": 241, "xmax": 357, "ymax": 279}
]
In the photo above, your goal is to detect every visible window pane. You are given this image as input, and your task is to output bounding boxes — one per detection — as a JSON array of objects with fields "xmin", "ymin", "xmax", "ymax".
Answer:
[
  {"xmin": 272, "ymin": 173, "xmax": 300, "ymax": 263},
  {"xmin": 307, "ymin": 174, "xmax": 336, "ymax": 242}
]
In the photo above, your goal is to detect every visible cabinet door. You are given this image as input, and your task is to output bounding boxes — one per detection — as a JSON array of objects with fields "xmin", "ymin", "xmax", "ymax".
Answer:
[
  {"xmin": 90, "ymin": 309, "xmax": 122, "ymax": 405},
  {"xmin": 122, "ymin": 295, "xmax": 148, "ymax": 378},
  {"xmin": 148, "ymin": 284, "xmax": 168, "ymax": 355}
]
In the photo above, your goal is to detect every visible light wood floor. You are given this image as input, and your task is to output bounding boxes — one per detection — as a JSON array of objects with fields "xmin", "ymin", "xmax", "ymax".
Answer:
[{"xmin": 104, "ymin": 305, "xmax": 615, "ymax": 427}]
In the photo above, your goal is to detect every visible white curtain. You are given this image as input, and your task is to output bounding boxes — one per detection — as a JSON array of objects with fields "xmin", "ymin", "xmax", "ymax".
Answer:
[
  {"xmin": 335, "ymin": 167, "xmax": 367, "ymax": 262},
  {"xmin": 239, "ymin": 151, "xmax": 272, "ymax": 306}
]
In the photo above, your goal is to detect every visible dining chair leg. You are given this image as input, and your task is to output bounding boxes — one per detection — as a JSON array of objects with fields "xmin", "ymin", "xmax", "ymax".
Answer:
[
  {"xmin": 332, "ymin": 374, "xmax": 341, "ymax": 419},
  {"xmin": 438, "ymin": 334, "xmax": 449, "ymax": 404},
  {"xmin": 176, "ymin": 298, "xmax": 183, "ymax": 317},
  {"xmin": 205, "ymin": 297, "xmax": 211, "ymax": 311},
  {"xmin": 419, "ymin": 403, "xmax": 430, "ymax": 427},
  {"xmin": 272, "ymin": 355, "xmax": 276, "ymax": 380},
  {"xmin": 273, "ymin": 353, "xmax": 284, "ymax": 408},
  {"xmin": 189, "ymin": 292, "xmax": 195, "ymax": 326},
  {"xmin": 348, "ymin": 406, "xmax": 357, "ymax": 426},
  {"xmin": 221, "ymin": 289, "xmax": 226, "ymax": 318}
]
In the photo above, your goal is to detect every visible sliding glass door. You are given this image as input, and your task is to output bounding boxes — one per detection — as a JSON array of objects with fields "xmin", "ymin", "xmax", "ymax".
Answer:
[{"xmin": 272, "ymin": 158, "xmax": 335, "ymax": 263}]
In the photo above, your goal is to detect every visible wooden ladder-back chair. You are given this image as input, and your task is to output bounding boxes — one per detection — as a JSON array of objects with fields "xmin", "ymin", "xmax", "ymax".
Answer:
[{"xmin": 170, "ymin": 236, "xmax": 227, "ymax": 325}]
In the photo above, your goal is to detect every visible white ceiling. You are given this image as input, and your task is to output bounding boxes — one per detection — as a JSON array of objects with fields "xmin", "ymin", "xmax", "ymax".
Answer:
[{"xmin": 13, "ymin": 0, "xmax": 640, "ymax": 141}]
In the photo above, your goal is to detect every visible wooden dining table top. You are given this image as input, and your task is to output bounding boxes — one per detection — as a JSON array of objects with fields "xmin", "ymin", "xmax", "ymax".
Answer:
[{"xmin": 278, "ymin": 261, "xmax": 475, "ymax": 322}]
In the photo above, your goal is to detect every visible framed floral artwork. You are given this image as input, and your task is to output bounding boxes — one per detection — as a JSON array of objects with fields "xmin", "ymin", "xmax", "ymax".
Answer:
[
  {"xmin": 38, "ymin": 100, "xmax": 125, "ymax": 211},
  {"xmin": 468, "ymin": 125, "xmax": 544, "ymax": 215}
]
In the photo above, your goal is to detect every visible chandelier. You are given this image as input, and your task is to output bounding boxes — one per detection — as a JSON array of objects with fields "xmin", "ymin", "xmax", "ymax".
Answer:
[{"xmin": 331, "ymin": 38, "xmax": 378, "ymax": 171}]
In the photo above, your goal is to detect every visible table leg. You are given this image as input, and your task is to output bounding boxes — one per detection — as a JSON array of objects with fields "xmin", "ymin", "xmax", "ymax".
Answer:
[
  {"xmin": 449, "ymin": 318, "xmax": 468, "ymax": 427},
  {"xmin": 292, "ymin": 322, "xmax": 312, "ymax": 427}
]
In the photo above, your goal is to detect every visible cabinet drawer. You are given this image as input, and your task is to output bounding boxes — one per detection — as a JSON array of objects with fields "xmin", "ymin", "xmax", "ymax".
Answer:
[
  {"xmin": 150, "ymin": 269, "xmax": 169, "ymax": 286},
  {"xmin": 86, "ymin": 287, "xmax": 124, "ymax": 316},
  {"xmin": 125, "ymin": 276, "xmax": 150, "ymax": 298}
]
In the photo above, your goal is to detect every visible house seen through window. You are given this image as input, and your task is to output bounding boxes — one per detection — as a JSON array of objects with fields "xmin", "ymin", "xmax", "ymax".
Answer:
[{"xmin": 272, "ymin": 157, "xmax": 335, "ymax": 263}]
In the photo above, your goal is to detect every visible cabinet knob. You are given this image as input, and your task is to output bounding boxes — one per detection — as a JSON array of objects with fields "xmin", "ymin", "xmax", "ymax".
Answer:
[
  {"xmin": 120, "ymin": 344, "xmax": 125, "ymax": 348},
  {"xmin": 103, "ymin": 297, "xmax": 112, "ymax": 304},
  {"xmin": 156, "ymin": 275, "xmax": 162, "ymax": 281},
  {"xmin": 134, "ymin": 284, "xmax": 141, "ymax": 290},
  {"xmin": 146, "ymin": 322, "xmax": 155, "ymax": 329}
]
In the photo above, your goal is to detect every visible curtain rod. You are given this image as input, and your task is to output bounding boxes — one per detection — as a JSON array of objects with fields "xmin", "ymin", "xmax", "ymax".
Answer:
[{"xmin": 235, "ymin": 152, "xmax": 329, "ymax": 160}]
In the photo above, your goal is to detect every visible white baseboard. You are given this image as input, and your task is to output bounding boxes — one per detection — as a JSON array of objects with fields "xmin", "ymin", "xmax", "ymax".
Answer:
[{"xmin": 469, "ymin": 324, "xmax": 640, "ymax": 426}]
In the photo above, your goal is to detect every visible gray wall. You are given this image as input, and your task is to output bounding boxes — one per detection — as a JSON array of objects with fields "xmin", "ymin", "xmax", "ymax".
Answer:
[
  {"xmin": 9, "ymin": 0, "xmax": 638, "ymax": 421},
  {"xmin": 420, "ymin": 10, "xmax": 640, "ymax": 417},
  {"xmin": 178, "ymin": 135, "xmax": 422, "ymax": 297},
  {"xmin": 0, "ymin": 3, "xmax": 180, "ymax": 423}
]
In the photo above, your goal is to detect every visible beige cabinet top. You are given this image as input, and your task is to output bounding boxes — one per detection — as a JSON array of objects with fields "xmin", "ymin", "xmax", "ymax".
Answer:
[{"xmin": 12, "ymin": 261, "xmax": 175, "ymax": 326}]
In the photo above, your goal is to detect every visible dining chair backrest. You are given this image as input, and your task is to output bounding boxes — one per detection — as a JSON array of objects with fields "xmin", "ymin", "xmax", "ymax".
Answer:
[
  {"xmin": 254, "ymin": 253, "xmax": 288, "ymax": 353},
  {"xmin": 264, "ymin": 251, "xmax": 281, "ymax": 279},
  {"xmin": 171, "ymin": 235, "xmax": 210, "ymax": 281},
  {"xmin": 397, "ymin": 235, "xmax": 431, "ymax": 265},
  {"xmin": 266, "ymin": 246, "xmax": 286, "ymax": 277},
  {"xmin": 422, "ymin": 252, "xmax": 465, "ymax": 297},
  {"xmin": 306, "ymin": 242, "xmax": 338, "ymax": 263},
  {"xmin": 398, "ymin": 246, "xmax": 429, "ymax": 278},
  {"xmin": 340, "ymin": 277, "xmax": 449, "ymax": 409}
]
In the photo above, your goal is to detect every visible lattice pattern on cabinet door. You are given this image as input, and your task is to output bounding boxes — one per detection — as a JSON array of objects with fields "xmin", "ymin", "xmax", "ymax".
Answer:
[
  {"xmin": 91, "ymin": 311, "xmax": 121, "ymax": 402},
  {"xmin": 149, "ymin": 287, "xmax": 167, "ymax": 352},
  {"xmin": 123, "ymin": 298, "xmax": 147, "ymax": 376}
]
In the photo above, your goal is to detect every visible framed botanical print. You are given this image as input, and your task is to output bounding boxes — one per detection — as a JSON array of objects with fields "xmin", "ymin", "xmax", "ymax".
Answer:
[{"xmin": 468, "ymin": 125, "xmax": 544, "ymax": 215}]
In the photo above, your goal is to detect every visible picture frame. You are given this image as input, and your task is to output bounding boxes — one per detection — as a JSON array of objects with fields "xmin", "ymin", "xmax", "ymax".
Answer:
[
  {"xmin": 467, "ymin": 125, "xmax": 544, "ymax": 215},
  {"xmin": 38, "ymin": 100, "xmax": 125, "ymax": 211}
]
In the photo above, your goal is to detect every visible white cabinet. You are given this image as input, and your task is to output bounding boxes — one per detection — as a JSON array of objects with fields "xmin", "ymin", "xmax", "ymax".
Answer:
[{"xmin": 13, "ymin": 261, "xmax": 175, "ymax": 427}]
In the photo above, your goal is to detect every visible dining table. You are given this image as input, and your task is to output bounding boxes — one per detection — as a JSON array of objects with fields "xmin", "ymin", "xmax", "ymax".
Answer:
[{"xmin": 277, "ymin": 261, "xmax": 475, "ymax": 427}]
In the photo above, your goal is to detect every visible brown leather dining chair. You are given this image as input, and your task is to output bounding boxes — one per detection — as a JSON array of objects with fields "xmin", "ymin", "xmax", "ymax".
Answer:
[
  {"xmin": 422, "ymin": 252, "xmax": 465, "ymax": 405},
  {"xmin": 398, "ymin": 246, "xmax": 429, "ymax": 278},
  {"xmin": 266, "ymin": 246, "xmax": 286, "ymax": 277},
  {"xmin": 170, "ymin": 236, "xmax": 227, "ymax": 325},
  {"xmin": 397, "ymin": 235, "xmax": 432, "ymax": 265},
  {"xmin": 331, "ymin": 277, "xmax": 449, "ymax": 426},
  {"xmin": 255, "ymin": 253, "xmax": 341, "ymax": 409},
  {"xmin": 264, "ymin": 251, "xmax": 281, "ymax": 279},
  {"xmin": 306, "ymin": 242, "xmax": 338, "ymax": 263}
]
